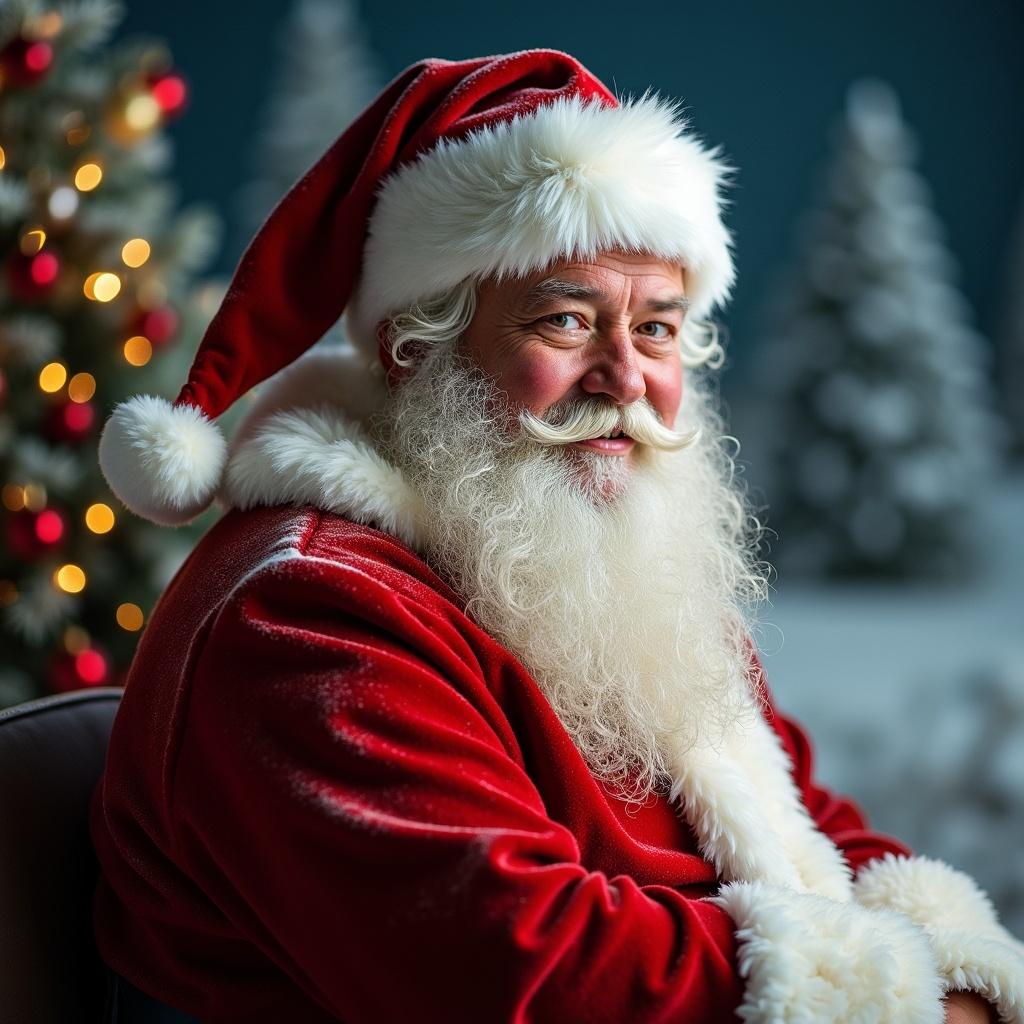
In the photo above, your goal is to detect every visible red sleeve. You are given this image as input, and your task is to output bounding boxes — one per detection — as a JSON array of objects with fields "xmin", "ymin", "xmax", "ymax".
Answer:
[
  {"xmin": 170, "ymin": 557, "xmax": 744, "ymax": 1024},
  {"xmin": 764, "ymin": 696, "xmax": 912, "ymax": 873}
]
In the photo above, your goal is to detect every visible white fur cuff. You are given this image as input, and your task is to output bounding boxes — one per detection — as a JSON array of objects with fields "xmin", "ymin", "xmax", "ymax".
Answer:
[
  {"xmin": 713, "ymin": 880, "xmax": 944, "ymax": 1023},
  {"xmin": 855, "ymin": 855, "xmax": 1024, "ymax": 1023}
]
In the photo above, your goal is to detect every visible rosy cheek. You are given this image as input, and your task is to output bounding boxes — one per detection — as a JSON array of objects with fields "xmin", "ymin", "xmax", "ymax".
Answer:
[
  {"xmin": 648, "ymin": 364, "xmax": 684, "ymax": 424},
  {"xmin": 500, "ymin": 350, "xmax": 579, "ymax": 413}
]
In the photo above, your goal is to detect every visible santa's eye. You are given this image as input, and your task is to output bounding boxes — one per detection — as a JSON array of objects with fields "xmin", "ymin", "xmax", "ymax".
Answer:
[
  {"xmin": 545, "ymin": 312, "xmax": 584, "ymax": 330},
  {"xmin": 636, "ymin": 321, "xmax": 672, "ymax": 339}
]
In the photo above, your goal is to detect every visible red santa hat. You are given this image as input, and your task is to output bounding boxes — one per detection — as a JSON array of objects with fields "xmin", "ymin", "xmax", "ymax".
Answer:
[{"xmin": 99, "ymin": 49, "xmax": 735, "ymax": 525}]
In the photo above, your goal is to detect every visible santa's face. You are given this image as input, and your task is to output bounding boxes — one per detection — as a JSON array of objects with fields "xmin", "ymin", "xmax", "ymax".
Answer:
[{"xmin": 460, "ymin": 250, "xmax": 688, "ymax": 476}]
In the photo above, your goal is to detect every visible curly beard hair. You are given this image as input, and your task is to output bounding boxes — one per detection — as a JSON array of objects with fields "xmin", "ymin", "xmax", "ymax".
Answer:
[{"xmin": 373, "ymin": 342, "xmax": 768, "ymax": 803}]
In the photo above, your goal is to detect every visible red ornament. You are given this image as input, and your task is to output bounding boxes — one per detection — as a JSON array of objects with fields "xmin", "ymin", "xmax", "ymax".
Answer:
[
  {"xmin": 148, "ymin": 72, "xmax": 188, "ymax": 116},
  {"xmin": 5, "ymin": 507, "xmax": 65, "ymax": 558},
  {"xmin": 0, "ymin": 37, "xmax": 54, "ymax": 87},
  {"xmin": 6, "ymin": 250, "xmax": 60, "ymax": 301},
  {"xmin": 45, "ymin": 398, "xmax": 96, "ymax": 444},
  {"xmin": 129, "ymin": 304, "xmax": 179, "ymax": 348},
  {"xmin": 49, "ymin": 645, "xmax": 110, "ymax": 692},
  {"xmin": 34, "ymin": 508, "xmax": 65, "ymax": 545}
]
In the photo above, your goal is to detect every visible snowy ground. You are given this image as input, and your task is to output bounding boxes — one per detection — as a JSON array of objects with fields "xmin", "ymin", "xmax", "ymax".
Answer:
[{"xmin": 759, "ymin": 472, "xmax": 1024, "ymax": 932}]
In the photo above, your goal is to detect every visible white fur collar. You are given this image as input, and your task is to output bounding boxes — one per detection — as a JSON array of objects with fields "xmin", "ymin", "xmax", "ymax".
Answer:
[{"xmin": 220, "ymin": 346, "xmax": 852, "ymax": 900}]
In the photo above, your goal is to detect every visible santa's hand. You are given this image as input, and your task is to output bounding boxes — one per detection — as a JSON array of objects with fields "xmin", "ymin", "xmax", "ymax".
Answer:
[{"xmin": 945, "ymin": 991, "xmax": 996, "ymax": 1023}]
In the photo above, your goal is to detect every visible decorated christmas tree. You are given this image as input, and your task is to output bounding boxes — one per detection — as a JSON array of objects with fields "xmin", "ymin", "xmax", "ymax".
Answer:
[
  {"xmin": 753, "ymin": 80, "xmax": 1004, "ymax": 579},
  {"xmin": 0, "ymin": 0, "xmax": 220, "ymax": 707}
]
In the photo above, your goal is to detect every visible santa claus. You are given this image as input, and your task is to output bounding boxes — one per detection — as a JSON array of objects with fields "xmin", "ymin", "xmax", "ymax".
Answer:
[{"xmin": 92, "ymin": 51, "xmax": 1022, "ymax": 1023}]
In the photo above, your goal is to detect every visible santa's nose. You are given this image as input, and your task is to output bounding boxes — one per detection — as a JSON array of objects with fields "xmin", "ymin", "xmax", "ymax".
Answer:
[{"xmin": 580, "ymin": 335, "xmax": 646, "ymax": 406}]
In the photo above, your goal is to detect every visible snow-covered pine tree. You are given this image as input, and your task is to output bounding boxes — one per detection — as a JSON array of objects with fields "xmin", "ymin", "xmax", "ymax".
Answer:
[
  {"xmin": 0, "ymin": 0, "xmax": 220, "ymax": 707},
  {"xmin": 754, "ymin": 80, "xmax": 1004, "ymax": 580},
  {"xmin": 234, "ymin": 0, "xmax": 380, "ymax": 245}
]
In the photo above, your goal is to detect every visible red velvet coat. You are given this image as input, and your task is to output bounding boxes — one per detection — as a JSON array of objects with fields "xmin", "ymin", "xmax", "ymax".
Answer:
[{"xmin": 92, "ymin": 364, "xmax": 1024, "ymax": 1023}]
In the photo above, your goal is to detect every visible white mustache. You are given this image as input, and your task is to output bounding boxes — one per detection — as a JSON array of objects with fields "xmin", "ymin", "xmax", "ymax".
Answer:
[{"xmin": 519, "ymin": 398, "xmax": 699, "ymax": 451}]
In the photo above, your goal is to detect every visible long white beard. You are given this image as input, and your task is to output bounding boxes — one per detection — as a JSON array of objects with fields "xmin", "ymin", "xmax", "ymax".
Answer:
[{"xmin": 374, "ymin": 344, "xmax": 767, "ymax": 803}]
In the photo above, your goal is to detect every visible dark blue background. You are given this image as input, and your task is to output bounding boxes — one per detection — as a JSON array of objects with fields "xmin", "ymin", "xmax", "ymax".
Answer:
[{"xmin": 119, "ymin": 0, "xmax": 1024, "ymax": 373}]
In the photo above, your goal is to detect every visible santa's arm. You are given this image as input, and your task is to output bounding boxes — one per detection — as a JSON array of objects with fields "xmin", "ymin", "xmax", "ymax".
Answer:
[
  {"xmin": 768, "ymin": 699, "xmax": 1024, "ymax": 1022},
  {"xmin": 168, "ymin": 558, "xmax": 746, "ymax": 1024}
]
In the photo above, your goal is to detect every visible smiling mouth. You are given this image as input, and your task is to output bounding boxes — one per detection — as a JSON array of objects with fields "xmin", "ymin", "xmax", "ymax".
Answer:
[{"xmin": 572, "ymin": 430, "xmax": 635, "ymax": 454}]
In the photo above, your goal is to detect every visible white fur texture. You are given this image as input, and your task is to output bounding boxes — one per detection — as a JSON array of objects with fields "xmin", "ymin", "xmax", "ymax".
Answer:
[
  {"xmin": 856, "ymin": 855, "xmax": 1024, "ymax": 1021},
  {"xmin": 668, "ymin": 712, "xmax": 853, "ymax": 900},
  {"xmin": 714, "ymin": 880, "xmax": 944, "ymax": 1023},
  {"xmin": 98, "ymin": 396, "xmax": 226, "ymax": 526},
  {"xmin": 222, "ymin": 405, "xmax": 424, "ymax": 547},
  {"xmin": 346, "ymin": 94, "xmax": 734, "ymax": 353}
]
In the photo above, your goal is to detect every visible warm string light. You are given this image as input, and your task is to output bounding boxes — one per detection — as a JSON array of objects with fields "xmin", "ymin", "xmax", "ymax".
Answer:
[
  {"xmin": 68, "ymin": 371, "xmax": 96, "ymax": 403},
  {"xmin": 125, "ymin": 93, "xmax": 161, "ymax": 133},
  {"xmin": 74, "ymin": 161, "xmax": 103, "ymax": 192},
  {"xmin": 2, "ymin": 484, "xmax": 25, "ymax": 511},
  {"xmin": 19, "ymin": 227, "xmax": 46, "ymax": 254},
  {"xmin": 85, "ymin": 502, "xmax": 115, "ymax": 534},
  {"xmin": 22, "ymin": 483, "xmax": 46, "ymax": 511},
  {"xmin": 54, "ymin": 563, "xmax": 86, "ymax": 593},
  {"xmin": 123, "ymin": 335, "xmax": 152, "ymax": 366},
  {"xmin": 38, "ymin": 361, "xmax": 67, "ymax": 392},
  {"xmin": 0, "ymin": 144, "xmax": 6, "ymax": 170},
  {"xmin": 121, "ymin": 237, "xmax": 150, "ymax": 267},
  {"xmin": 116, "ymin": 603, "xmax": 144, "ymax": 631},
  {"xmin": 83, "ymin": 271, "xmax": 121, "ymax": 302}
]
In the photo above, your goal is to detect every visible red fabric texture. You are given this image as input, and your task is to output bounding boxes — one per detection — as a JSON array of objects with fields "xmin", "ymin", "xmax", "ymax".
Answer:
[
  {"xmin": 91, "ymin": 505, "xmax": 909, "ymax": 1023},
  {"xmin": 175, "ymin": 51, "xmax": 615, "ymax": 421}
]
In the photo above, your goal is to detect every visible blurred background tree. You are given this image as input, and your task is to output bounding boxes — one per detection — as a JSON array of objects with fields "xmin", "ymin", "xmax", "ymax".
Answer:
[
  {"xmin": 748, "ymin": 80, "xmax": 1005, "ymax": 580},
  {"xmin": 234, "ymin": 0, "xmax": 380, "ymax": 246},
  {"xmin": 0, "ymin": 0, "xmax": 220, "ymax": 706}
]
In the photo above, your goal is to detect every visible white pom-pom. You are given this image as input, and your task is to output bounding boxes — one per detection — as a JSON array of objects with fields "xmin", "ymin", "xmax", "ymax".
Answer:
[{"xmin": 98, "ymin": 396, "xmax": 227, "ymax": 526}]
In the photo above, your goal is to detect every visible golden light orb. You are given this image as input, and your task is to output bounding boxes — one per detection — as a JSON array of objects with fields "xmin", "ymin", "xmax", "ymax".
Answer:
[
  {"xmin": 122, "ymin": 335, "xmax": 153, "ymax": 367},
  {"xmin": 68, "ymin": 372, "xmax": 96, "ymax": 403},
  {"xmin": 121, "ymin": 238, "xmax": 151, "ymax": 268},
  {"xmin": 1, "ymin": 484, "xmax": 25, "ymax": 511},
  {"xmin": 19, "ymin": 228, "xmax": 46, "ymax": 255},
  {"xmin": 124, "ymin": 93, "xmax": 161, "ymax": 133},
  {"xmin": 84, "ymin": 502, "xmax": 115, "ymax": 534},
  {"xmin": 22, "ymin": 483, "xmax": 46, "ymax": 511},
  {"xmin": 116, "ymin": 603, "xmax": 145, "ymax": 632},
  {"xmin": 54, "ymin": 564, "xmax": 86, "ymax": 594},
  {"xmin": 84, "ymin": 271, "xmax": 121, "ymax": 302},
  {"xmin": 74, "ymin": 161, "xmax": 103, "ymax": 192},
  {"xmin": 0, "ymin": 145, "xmax": 6, "ymax": 171},
  {"xmin": 38, "ymin": 361, "xmax": 67, "ymax": 393}
]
